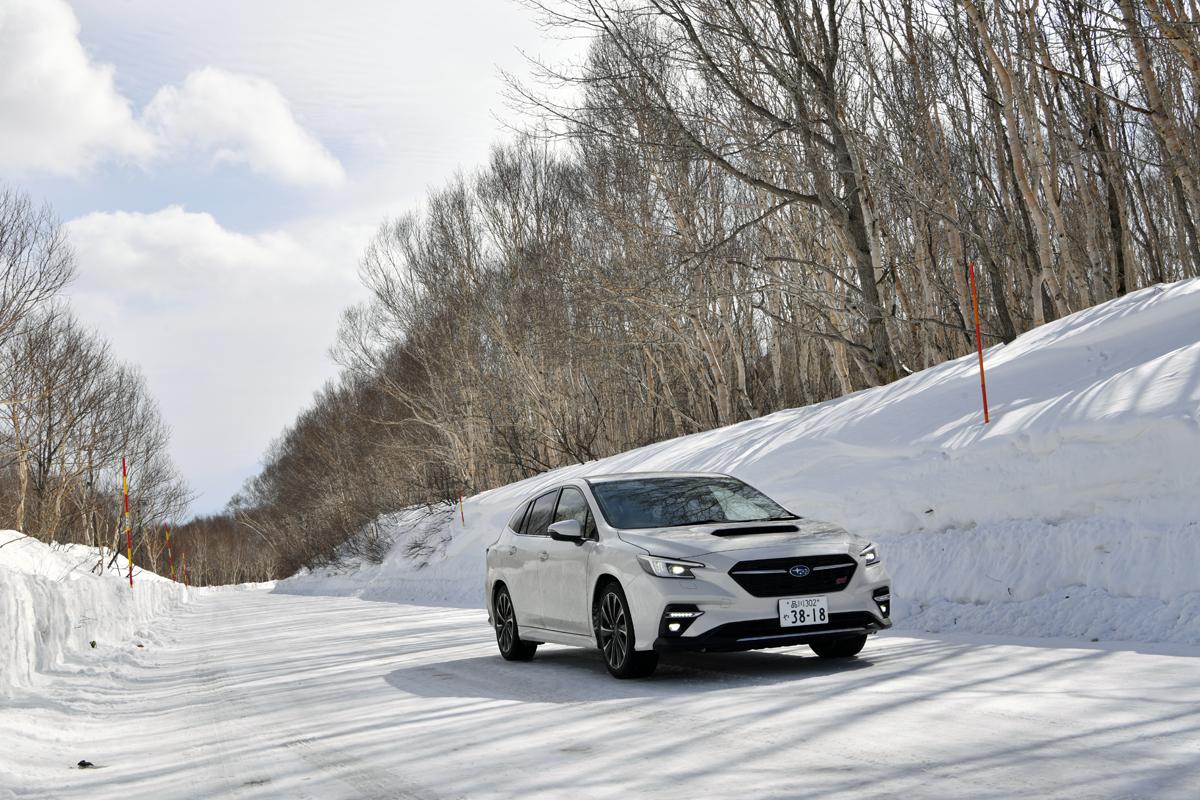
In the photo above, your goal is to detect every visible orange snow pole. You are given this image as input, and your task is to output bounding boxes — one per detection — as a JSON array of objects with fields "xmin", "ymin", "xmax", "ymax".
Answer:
[
  {"xmin": 121, "ymin": 457, "xmax": 133, "ymax": 588},
  {"xmin": 165, "ymin": 525, "xmax": 175, "ymax": 582},
  {"xmin": 969, "ymin": 261, "xmax": 990, "ymax": 424}
]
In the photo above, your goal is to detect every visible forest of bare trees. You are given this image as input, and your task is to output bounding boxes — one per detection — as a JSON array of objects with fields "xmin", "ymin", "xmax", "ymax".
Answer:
[
  {"xmin": 8, "ymin": 1, "xmax": 1185, "ymax": 584},
  {"xmin": 0, "ymin": 186, "xmax": 191, "ymax": 575},
  {"xmin": 204, "ymin": 0, "xmax": 1198, "ymax": 580}
]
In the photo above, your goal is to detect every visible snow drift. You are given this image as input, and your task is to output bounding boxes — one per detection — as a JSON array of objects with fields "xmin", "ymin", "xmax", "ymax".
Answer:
[
  {"xmin": 280, "ymin": 279, "xmax": 1200, "ymax": 644},
  {"xmin": 0, "ymin": 532, "xmax": 189, "ymax": 697}
]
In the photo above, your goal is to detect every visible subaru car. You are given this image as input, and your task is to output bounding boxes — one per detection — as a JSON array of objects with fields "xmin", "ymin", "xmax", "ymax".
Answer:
[{"xmin": 485, "ymin": 472, "xmax": 892, "ymax": 678}]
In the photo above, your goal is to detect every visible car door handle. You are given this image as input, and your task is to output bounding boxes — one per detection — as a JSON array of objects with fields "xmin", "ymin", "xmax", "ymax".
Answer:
[{"xmin": 539, "ymin": 551, "xmax": 549, "ymax": 561}]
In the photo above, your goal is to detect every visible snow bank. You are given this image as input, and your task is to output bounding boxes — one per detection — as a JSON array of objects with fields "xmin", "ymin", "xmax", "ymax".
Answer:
[
  {"xmin": 0, "ymin": 532, "xmax": 189, "ymax": 697},
  {"xmin": 279, "ymin": 279, "xmax": 1200, "ymax": 644}
]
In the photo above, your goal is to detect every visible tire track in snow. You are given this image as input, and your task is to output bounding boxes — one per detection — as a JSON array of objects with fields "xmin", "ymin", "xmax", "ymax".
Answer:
[
  {"xmin": 282, "ymin": 736, "xmax": 446, "ymax": 800},
  {"xmin": 188, "ymin": 592, "xmax": 450, "ymax": 800},
  {"xmin": 182, "ymin": 600, "xmax": 285, "ymax": 798}
]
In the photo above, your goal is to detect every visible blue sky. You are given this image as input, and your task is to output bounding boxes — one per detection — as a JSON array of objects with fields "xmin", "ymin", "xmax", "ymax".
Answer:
[{"xmin": 0, "ymin": 0, "xmax": 578, "ymax": 513}]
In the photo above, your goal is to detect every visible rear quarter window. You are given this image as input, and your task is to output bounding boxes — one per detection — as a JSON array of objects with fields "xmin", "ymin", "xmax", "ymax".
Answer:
[{"xmin": 507, "ymin": 501, "xmax": 530, "ymax": 533}]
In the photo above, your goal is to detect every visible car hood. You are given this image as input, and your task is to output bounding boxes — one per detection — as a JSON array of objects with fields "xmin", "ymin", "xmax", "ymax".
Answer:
[{"xmin": 616, "ymin": 518, "xmax": 859, "ymax": 559}]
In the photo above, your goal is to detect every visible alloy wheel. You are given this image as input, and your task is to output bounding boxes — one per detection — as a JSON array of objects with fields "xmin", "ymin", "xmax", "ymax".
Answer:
[
  {"xmin": 495, "ymin": 590, "xmax": 516, "ymax": 653},
  {"xmin": 598, "ymin": 590, "xmax": 629, "ymax": 669}
]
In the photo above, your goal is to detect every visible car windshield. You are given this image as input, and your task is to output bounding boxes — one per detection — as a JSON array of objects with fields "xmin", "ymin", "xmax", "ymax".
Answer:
[{"xmin": 589, "ymin": 476, "xmax": 795, "ymax": 530}]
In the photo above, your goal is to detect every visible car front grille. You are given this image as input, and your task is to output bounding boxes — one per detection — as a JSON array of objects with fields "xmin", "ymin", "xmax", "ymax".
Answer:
[{"xmin": 728, "ymin": 553, "xmax": 857, "ymax": 597}]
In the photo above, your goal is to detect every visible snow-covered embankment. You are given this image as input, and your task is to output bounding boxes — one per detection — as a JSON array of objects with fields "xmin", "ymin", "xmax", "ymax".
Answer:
[
  {"xmin": 282, "ymin": 279, "xmax": 1200, "ymax": 645},
  {"xmin": 0, "ymin": 532, "xmax": 188, "ymax": 697}
]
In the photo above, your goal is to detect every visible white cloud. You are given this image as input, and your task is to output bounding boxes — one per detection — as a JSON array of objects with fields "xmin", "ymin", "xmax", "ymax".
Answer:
[
  {"xmin": 68, "ymin": 205, "xmax": 331, "ymax": 297},
  {"xmin": 143, "ymin": 68, "xmax": 346, "ymax": 188},
  {"xmin": 0, "ymin": 0, "xmax": 154, "ymax": 174},
  {"xmin": 0, "ymin": 0, "xmax": 343, "ymax": 186},
  {"xmin": 65, "ymin": 207, "xmax": 369, "ymax": 511}
]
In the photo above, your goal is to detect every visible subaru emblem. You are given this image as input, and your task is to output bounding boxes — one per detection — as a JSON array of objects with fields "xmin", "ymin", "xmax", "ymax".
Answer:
[{"xmin": 788, "ymin": 564, "xmax": 811, "ymax": 578}]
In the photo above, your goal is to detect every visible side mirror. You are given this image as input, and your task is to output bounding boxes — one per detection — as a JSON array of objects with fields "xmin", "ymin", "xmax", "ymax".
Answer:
[{"xmin": 548, "ymin": 519, "xmax": 584, "ymax": 543}]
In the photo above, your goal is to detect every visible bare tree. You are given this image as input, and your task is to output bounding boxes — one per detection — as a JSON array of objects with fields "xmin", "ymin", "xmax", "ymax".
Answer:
[{"xmin": 0, "ymin": 187, "xmax": 74, "ymax": 345}]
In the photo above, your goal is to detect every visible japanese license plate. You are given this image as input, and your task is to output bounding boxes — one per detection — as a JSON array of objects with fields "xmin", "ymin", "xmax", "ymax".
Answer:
[{"xmin": 778, "ymin": 595, "xmax": 829, "ymax": 627}]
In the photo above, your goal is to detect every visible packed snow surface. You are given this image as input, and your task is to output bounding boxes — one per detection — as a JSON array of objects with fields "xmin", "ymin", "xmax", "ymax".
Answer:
[
  {"xmin": 4, "ymin": 589, "xmax": 1199, "ymax": 799},
  {"xmin": 282, "ymin": 278, "xmax": 1200, "ymax": 645},
  {"xmin": 0, "ymin": 531, "xmax": 188, "ymax": 698}
]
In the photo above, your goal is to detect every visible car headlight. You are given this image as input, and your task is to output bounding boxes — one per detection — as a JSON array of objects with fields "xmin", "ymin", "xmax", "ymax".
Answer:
[
  {"xmin": 637, "ymin": 555, "xmax": 705, "ymax": 579},
  {"xmin": 860, "ymin": 544, "xmax": 880, "ymax": 566}
]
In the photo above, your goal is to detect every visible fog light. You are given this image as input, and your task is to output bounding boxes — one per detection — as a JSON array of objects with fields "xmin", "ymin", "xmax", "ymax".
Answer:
[
  {"xmin": 873, "ymin": 586, "xmax": 891, "ymax": 619},
  {"xmin": 660, "ymin": 604, "xmax": 703, "ymax": 637}
]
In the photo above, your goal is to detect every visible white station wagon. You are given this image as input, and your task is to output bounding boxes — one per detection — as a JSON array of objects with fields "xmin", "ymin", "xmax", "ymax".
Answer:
[{"xmin": 485, "ymin": 472, "xmax": 892, "ymax": 678}]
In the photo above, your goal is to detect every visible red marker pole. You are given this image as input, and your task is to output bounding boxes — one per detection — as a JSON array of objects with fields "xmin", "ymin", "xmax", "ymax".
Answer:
[
  {"xmin": 165, "ymin": 525, "xmax": 175, "ymax": 582},
  {"xmin": 969, "ymin": 261, "xmax": 990, "ymax": 424},
  {"xmin": 121, "ymin": 457, "xmax": 133, "ymax": 588}
]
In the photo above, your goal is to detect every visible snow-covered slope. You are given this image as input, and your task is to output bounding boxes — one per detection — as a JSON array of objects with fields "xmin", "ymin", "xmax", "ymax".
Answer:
[
  {"xmin": 0, "ymin": 532, "xmax": 189, "ymax": 697},
  {"xmin": 279, "ymin": 279, "xmax": 1200, "ymax": 644}
]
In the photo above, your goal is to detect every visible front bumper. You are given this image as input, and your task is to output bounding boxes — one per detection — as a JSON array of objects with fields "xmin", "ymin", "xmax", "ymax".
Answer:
[
  {"xmin": 623, "ymin": 547, "xmax": 893, "ymax": 651},
  {"xmin": 653, "ymin": 610, "xmax": 890, "ymax": 652}
]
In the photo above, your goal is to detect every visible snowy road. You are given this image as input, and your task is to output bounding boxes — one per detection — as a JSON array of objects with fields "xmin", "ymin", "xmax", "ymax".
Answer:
[{"xmin": 4, "ymin": 588, "xmax": 1200, "ymax": 799}]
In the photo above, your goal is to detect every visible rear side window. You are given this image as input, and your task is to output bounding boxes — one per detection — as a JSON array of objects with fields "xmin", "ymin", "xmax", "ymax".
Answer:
[
  {"xmin": 554, "ymin": 487, "xmax": 597, "ymax": 539},
  {"xmin": 523, "ymin": 490, "xmax": 560, "ymax": 536},
  {"xmin": 507, "ymin": 501, "xmax": 530, "ymax": 533}
]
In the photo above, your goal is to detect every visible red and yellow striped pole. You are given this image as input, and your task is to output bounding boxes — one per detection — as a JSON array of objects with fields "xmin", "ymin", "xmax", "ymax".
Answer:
[
  {"xmin": 165, "ymin": 524, "xmax": 175, "ymax": 582},
  {"xmin": 121, "ymin": 457, "xmax": 133, "ymax": 588}
]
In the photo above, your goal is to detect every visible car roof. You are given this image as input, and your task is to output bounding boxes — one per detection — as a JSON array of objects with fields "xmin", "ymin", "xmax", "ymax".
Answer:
[
  {"xmin": 511, "ymin": 471, "xmax": 741, "ymax": 508},
  {"xmin": 583, "ymin": 470, "xmax": 734, "ymax": 484}
]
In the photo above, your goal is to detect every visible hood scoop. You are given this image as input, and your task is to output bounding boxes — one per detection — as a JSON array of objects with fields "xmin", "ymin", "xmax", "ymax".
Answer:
[{"xmin": 709, "ymin": 524, "xmax": 800, "ymax": 537}]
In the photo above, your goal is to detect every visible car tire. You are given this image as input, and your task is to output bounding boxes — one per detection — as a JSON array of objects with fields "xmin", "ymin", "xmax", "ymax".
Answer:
[
  {"xmin": 809, "ymin": 634, "xmax": 868, "ymax": 659},
  {"xmin": 594, "ymin": 582, "xmax": 658, "ymax": 679},
  {"xmin": 494, "ymin": 585, "xmax": 538, "ymax": 661}
]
